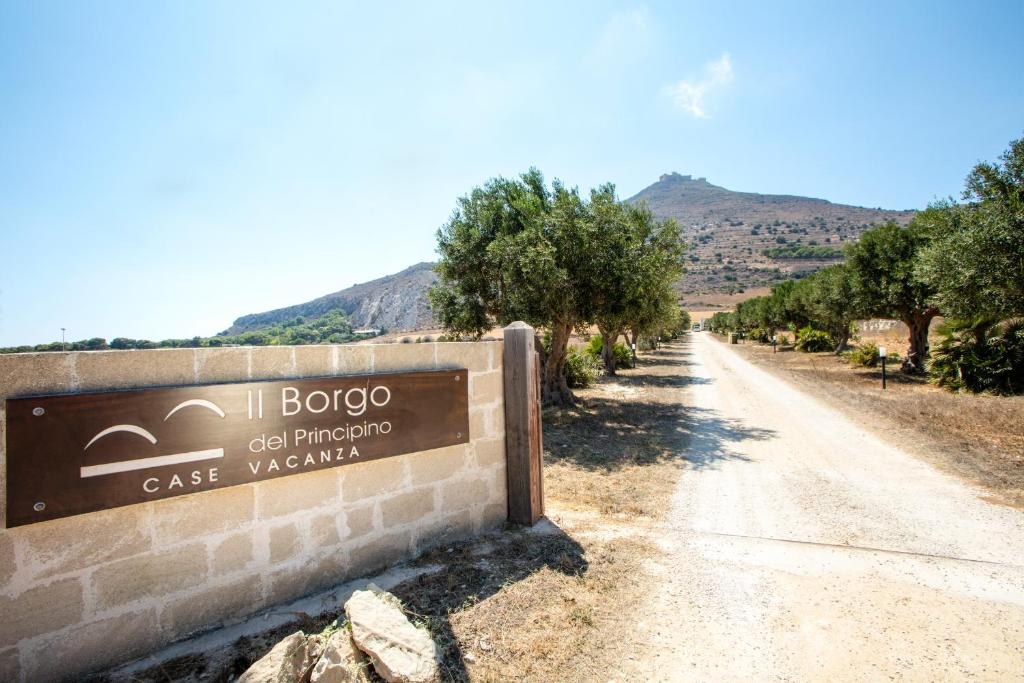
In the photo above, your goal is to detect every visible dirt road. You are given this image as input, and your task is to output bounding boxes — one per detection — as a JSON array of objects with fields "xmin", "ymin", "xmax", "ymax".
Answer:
[{"xmin": 630, "ymin": 334, "xmax": 1024, "ymax": 681}]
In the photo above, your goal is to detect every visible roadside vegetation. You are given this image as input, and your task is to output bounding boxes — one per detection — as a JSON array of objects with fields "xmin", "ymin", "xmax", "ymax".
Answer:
[
  {"xmin": 709, "ymin": 134, "xmax": 1024, "ymax": 394},
  {"xmin": 429, "ymin": 169, "xmax": 687, "ymax": 405},
  {"xmin": 0, "ymin": 309, "xmax": 378, "ymax": 353}
]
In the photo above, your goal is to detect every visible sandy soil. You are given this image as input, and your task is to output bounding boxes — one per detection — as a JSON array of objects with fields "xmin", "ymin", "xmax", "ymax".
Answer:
[{"xmin": 625, "ymin": 333, "xmax": 1024, "ymax": 681}]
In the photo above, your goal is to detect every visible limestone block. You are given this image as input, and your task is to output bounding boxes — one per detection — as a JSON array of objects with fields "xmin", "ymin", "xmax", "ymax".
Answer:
[
  {"xmin": 152, "ymin": 486, "xmax": 254, "ymax": 546},
  {"xmin": 294, "ymin": 345, "xmax": 334, "ymax": 378},
  {"xmin": 16, "ymin": 506, "xmax": 152, "ymax": 580},
  {"xmin": 268, "ymin": 522, "xmax": 301, "ymax": 564},
  {"xmin": 92, "ymin": 543, "xmax": 207, "ymax": 610},
  {"xmin": 0, "ymin": 578, "xmax": 84, "ymax": 646},
  {"xmin": 408, "ymin": 445, "xmax": 469, "ymax": 486},
  {"xmin": 212, "ymin": 532, "xmax": 254, "ymax": 576},
  {"xmin": 0, "ymin": 352, "xmax": 75, "ymax": 398},
  {"xmin": 345, "ymin": 588, "xmax": 438, "ymax": 683},
  {"xmin": 341, "ymin": 458, "xmax": 406, "ymax": 503},
  {"xmin": 334, "ymin": 345, "xmax": 374, "ymax": 375},
  {"xmin": 379, "ymin": 488, "xmax": 435, "ymax": 528},
  {"xmin": 194, "ymin": 347, "xmax": 251, "ymax": 383},
  {"xmin": 163, "ymin": 574, "xmax": 262, "ymax": 638},
  {"xmin": 344, "ymin": 504, "xmax": 376, "ymax": 541},
  {"xmin": 371, "ymin": 344, "xmax": 435, "ymax": 374},
  {"xmin": 258, "ymin": 470, "xmax": 339, "ymax": 519},
  {"xmin": 440, "ymin": 476, "xmax": 489, "ymax": 513},
  {"xmin": 310, "ymin": 628, "xmax": 371, "ymax": 682},
  {"xmin": 238, "ymin": 631, "xmax": 316, "ymax": 683},
  {"xmin": 251, "ymin": 347, "xmax": 298, "ymax": 380},
  {"xmin": 21, "ymin": 607, "xmax": 160, "ymax": 682},
  {"xmin": 75, "ymin": 349, "xmax": 195, "ymax": 391}
]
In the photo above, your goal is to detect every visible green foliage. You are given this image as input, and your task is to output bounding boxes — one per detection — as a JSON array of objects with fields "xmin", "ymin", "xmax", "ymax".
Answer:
[
  {"xmin": 916, "ymin": 136, "xmax": 1024, "ymax": 321},
  {"xmin": 845, "ymin": 218, "xmax": 939, "ymax": 371},
  {"xmin": 795, "ymin": 327, "xmax": 833, "ymax": 352},
  {"xmin": 777, "ymin": 334, "xmax": 790, "ymax": 346},
  {"xmin": 799, "ymin": 264, "xmax": 860, "ymax": 352},
  {"xmin": 929, "ymin": 318, "xmax": 1024, "ymax": 394},
  {"xmin": 429, "ymin": 168, "xmax": 685, "ymax": 400},
  {"xmin": 564, "ymin": 348, "xmax": 600, "ymax": 388},
  {"xmin": 845, "ymin": 343, "xmax": 881, "ymax": 367},
  {"xmin": 707, "ymin": 311, "xmax": 735, "ymax": 334},
  {"xmin": 762, "ymin": 245, "xmax": 843, "ymax": 259},
  {"xmin": 1, "ymin": 309, "xmax": 377, "ymax": 354},
  {"xmin": 583, "ymin": 334, "xmax": 632, "ymax": 369}
]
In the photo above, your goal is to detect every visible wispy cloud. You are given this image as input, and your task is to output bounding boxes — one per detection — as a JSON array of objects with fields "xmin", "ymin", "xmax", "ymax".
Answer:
[{"xmin": 663, "ymin": 53, "xmax": 734, "ymax": 119}]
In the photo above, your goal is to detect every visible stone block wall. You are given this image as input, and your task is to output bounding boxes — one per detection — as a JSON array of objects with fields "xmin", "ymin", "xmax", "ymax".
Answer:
[{"xmin": 0, "ymin": 341, "xmax": 506, "ymax": 681}]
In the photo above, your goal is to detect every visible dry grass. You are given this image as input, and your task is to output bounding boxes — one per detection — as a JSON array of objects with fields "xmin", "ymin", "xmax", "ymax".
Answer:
[
  {"xmin": 723, "ymin": 335, "xmax": 1024, "ymax": 508},
  {"xmin": 390, "ymin": 528, "xmax": 653, "ymax": 682}
]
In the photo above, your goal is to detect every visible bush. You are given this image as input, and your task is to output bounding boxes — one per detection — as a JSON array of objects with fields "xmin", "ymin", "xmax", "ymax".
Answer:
[
  {"xmin": 846, "ymin": 343, "xmax": 880, "ymax": 367},
  {"xmin": 584, "ymin": 335, "xmax": 633, "ymax": 369},
  {"xmin": 748, "ymin": 327, "xmax": 773, "ymax": 344},
  {"xmin": 795, "ymin": 327, "xmax": 833, "ymax": 352},
  {"xmin": 777, "ymin": 334, "xmax": 790, "ymax": 346},
  {"xmin": 929, "ymin": 318, "xmax": 1024, "ymax": 394},
  {"xmin": 564, "ymin": 349, "xmax": 600, "ymax": 388}
]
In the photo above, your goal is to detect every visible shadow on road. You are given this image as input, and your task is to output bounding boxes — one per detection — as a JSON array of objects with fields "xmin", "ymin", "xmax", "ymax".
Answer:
[{"xmin": 545, "ymin": 338, "xmax": 776, "ymax": 473}]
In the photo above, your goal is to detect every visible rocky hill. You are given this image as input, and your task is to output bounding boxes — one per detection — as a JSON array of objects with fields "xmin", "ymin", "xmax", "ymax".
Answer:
[
  {"xmin": 628, "ymin": 173, "xmax": 915, "ymax": 304},
  {"xmin": 226, "ymin": 175, "xmax": 916, "ymax": 333},
  {"xmin": 224, "ymin": 262, "xmax": 438, "ymax": 335}
]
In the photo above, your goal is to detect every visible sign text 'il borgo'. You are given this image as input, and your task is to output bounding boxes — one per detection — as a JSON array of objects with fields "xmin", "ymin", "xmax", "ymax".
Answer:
[{"xmin": 4, "ymin": 369, "xmax": 469, "ymax": 527}]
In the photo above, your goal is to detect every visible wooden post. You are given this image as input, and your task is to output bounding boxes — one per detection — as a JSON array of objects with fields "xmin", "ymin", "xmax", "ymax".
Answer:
[{"xmin": 503, "ymin": 321, "xmax": 544, "ymax": 526}]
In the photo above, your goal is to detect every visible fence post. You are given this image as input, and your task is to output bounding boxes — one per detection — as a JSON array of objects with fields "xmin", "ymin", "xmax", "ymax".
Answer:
[{"xmin": 503, "ymin": 321, "xmax": 544, "ymax": 526}]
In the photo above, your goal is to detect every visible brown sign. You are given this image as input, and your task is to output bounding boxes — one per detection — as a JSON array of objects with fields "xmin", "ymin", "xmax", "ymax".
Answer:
[{"xmin": 4, "ymin": 369, "xmax": 469, "ymax": 527}]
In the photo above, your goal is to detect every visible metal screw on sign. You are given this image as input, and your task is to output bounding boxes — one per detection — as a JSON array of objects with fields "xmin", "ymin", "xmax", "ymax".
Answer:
[
  {"xmin": 33, "ymin": 502, "xmax": 45, "ymax": 512},
  {"xmin": 454, "ymin": 375, "xmax": 460, "ymax": 381},
  {"xmin": 456, "ymin": 432, "xmax": 463, "ymax": 439},
  {"xmin": 32, "ymin": 407, "xmax": 45, "ymax": 416}
]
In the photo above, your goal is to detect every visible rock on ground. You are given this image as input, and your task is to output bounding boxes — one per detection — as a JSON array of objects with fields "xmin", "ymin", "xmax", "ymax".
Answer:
[
  {"xmin": 345, "ymin": 588, "xmax": 439, "ymax": 683},
  {"xmin": 238, "ymin": 631, "xmax": 317, "ymax": 683},
  {"xmin": 310, "ymin": 629, "xmax": 371, "ymax": 683}
]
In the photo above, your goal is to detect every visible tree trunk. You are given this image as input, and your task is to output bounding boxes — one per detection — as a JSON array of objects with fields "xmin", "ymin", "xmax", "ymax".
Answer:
[
  {"xmin": 542, "ymin": 319, "xmax": 574, "ymax": 406},
  {"xmin": 598, "ymin": 326, "xmax": 621, "ymax": 376},
  {"xmin": 902, "ymin": 311, "xmax": 937, "ymax": 374},
  {"xmin": 833, "ymin": 327, "xmax": 851, "ymax": 354}
]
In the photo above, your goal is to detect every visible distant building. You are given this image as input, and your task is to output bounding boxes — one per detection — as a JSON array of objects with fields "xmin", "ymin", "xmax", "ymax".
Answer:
[{"xmin": 354, "ymin": 328, "xmax": 381, "ymax": 335}]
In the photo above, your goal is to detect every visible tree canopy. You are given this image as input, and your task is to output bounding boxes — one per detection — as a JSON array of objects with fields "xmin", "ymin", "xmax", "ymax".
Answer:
[
  {"xmin": 916, "ymin": 136, "xmax": 1024, "ymax": 321},
  {"xmin": 430, "ymin": 169, "xmax": 685, "ymax": 402}
]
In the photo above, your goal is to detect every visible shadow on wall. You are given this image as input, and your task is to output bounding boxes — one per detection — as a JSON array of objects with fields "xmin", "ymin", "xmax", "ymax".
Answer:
[{"xmin": 544, "ymin": 339, "xmax": 777, "ymax": 472}]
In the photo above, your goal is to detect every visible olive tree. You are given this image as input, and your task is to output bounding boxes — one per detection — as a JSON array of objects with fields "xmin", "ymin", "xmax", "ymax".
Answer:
[
  {"xmin": 801, "ymin": 264, "xmax": 860, "ymax": 353},
  {"xmin": 588, "ymin": 191, "xmax": 684, "ymax": 375},
  {"xmin": 916, "ymin": 136, "xmax": 1024, "ymax": 321},
  {"xmin": 845, "ymin": 220, "xmax": 938, "ymax": 372},
  {"xmin": 430, "ymin": 170, "xmax": 594, "ymax": 405}
]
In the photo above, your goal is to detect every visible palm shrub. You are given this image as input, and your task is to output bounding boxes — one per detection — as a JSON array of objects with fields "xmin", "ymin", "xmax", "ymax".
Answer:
[
  {"xmin": 929, "ymin": 318, "xmax": 1024, "ymax": 394},
  {"xmin": 795, "ymin": 327, "xmax": 833, "ymax": 352},
  {"xmin": 846, "ymin": 343, "xmax": 881, "ymax": 367},
  {"xmin": 564, "ymin": 348, "xmax": 600, "ymax": 388},
  {"xmin": 584, "ymin": 334, "xmax": 632, "ymax": 369}
]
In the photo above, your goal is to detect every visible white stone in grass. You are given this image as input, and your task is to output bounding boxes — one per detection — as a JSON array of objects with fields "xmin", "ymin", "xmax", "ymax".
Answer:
[
  {"xmin": 238, "ymin": 631, "xmax": 315, "ymax": 683},
  {"xmin": 310, "ymin": 628, "xmax": 371, "ymax": 682},
  {"xmin": 345, "ymin": 588, "xmax": 439, "ymax": 683}
]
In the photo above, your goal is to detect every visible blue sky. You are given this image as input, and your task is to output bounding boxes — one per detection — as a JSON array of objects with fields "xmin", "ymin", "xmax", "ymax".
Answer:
[{"xmin": 1, "ymin": 1, "xmax": 1021, "ymax": 345}]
